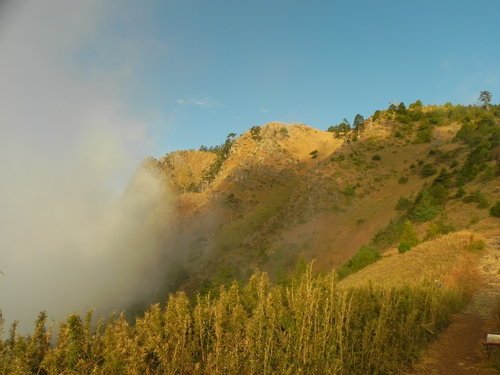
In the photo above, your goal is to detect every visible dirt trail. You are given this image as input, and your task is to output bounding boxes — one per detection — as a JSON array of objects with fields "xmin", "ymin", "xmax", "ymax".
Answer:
[{"xmin": 408, "ymin": 237, "xmax": 500, "ymax": 375}]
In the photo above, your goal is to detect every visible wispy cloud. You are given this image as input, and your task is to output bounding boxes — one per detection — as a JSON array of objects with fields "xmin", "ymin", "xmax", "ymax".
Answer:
[
  {"xmin": 176, "ymin": 97, "xmax": 221, "ymax": 109},
  {"xmin": 260, "ymin": 109, "xmax": 270, "ymax": 113}
]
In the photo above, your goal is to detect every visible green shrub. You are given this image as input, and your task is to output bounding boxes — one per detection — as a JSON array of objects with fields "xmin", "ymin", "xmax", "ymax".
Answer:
[
  {"xmin": 279, "ymin": 127, "xmax": 289, "ymax": 137},
  {"xmin": 396, "ymin": 113, "xmax": 410, "ymax": 124},
  {"xmin": 433, "ymin": 168, "xmax": 452, "ymax": 187},
  {"xmin": 421, "ymin": 163, "xmax": 437, "ymax": 177},
  {"xmin": 409, "ymin": 100, "xmax": 423, "ymax": 109},
  {"xmin": 187, "ymin": 182, "xmax": 201, "ymax": 193},
  {"xmin": 203, "ymin": 134, "xmax": 236, "ymax": 184},
  {"xmin": 463, "ymin": 190, "xmax": 489, "ymax": 209},
  {"xmin": 397, "ymin": 220, "xmax": 419, "ymax": 253},
  {"xmin": 414, "ymin": 125, "xmax": 432, "ymax": 143},
  {"xmin": 468, "ymin": 216, "xmax": 480, "ymax": 226},
  {"xmin": 490, "ymin": 201, "xmax": 500, "ymax": 217},
  {"xmin": 343, "ymin": 185, "xmax": 356, "ymax": 198},
  {"xmin": 398, "ymin": 241, "xmax": 412, "ymax": 253},
  {"xmin": 427, "ymin": 111, "xmax": 444, "ymax": 125},
  {"xmin": 337, "ymin": 245, "xmax": 380, "ymax": 279},
  {"xmin": 467, "ymin": 239, "xmax": 485, "ymax": 252},
  {"xmin": 480, "ymin": 164, "xmax": 496, "ymax": 182},
  {"xmin": 455, "ymin": 110, "xmax": 500, "ymax": 185},
  {"xmin": 328, "ymin": 119, "xmax": 351, "ymax": 136},
  {"xmin": 408, "ymin": 110, "xmax": 424, "ymax": 121},
  {"xmin": 398, "ymin": 176, "xmax": 409, "ymax": 184},
  {"xmin": 396, "ymin": 197, "xmax": 412, "ymax": 211},
  {"xmin": 457, "ymin": 145, "xmax": 490, "ymax": 184},
  {"xmin": 478, "ymin": 199, "xmax": 490, "ymax": 209},
  {"xmin": 455, "ymin": 187, "xmax": 466, "ymax": 198},
  {"xmin": 372, "ymin": 154, "xmax": 381, "ymax": 161},
  {"xmin": 372, "ymin": 217, "xmax": 406, "ymax": 249},
  {"xmin": 425, "ymin": 215, "xmax": 455, "ymax": 240},
  {"xmin": 250, "ymin": 126, "xmax": 262, "ymax": 141},
  {"xmin": 331, "ymin": 154, "xmax": 345, "ymax": 162},
  {"xmin": 428, "ymin": 183, "xmax": 448, "ymax": 202},
  {"xmin": 394, "ymin": 131, "xmax": 404, "ymax": 138},
  {"xmin": 410, "ymin": 190, "xmax": 441, "ymax": 222}
]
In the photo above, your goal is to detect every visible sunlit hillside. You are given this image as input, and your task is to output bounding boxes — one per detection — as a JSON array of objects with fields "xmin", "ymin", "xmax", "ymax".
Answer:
[{"xmin": 146, "ymin": 102, "xmax": 500, "ymax": 296}]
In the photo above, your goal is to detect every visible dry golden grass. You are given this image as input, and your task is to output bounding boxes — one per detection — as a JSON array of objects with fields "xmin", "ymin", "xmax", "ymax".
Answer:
[
  {"xmin": 213, "ymin": 122, "xmax": 344, "ymax": 183},
  {"xmin": 432, "ymin": 122, "xmax": 461, "ymax": 142},
  {"xmin": 442, "ymin": 252, "xmax": 482, "ymax": 301},
  {"xmin": 1, "ymin": 268, "xmax": 462, "ymax": 375},
  {"xmin": 360, "ymin": 119, "xmax": 392, "ymax": 141},
  {"xmin": 341, "ymin": 231, "xmax": 483, "ymax": 292},
  {"xmin": 158, "ymin": 150, "xmax": 216, "ymax": 193}
]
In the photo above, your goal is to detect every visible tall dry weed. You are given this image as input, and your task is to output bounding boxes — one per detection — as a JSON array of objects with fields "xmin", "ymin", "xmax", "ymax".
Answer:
[{"xmin": 1, "ymin": 266, "xmax": 462, "ymax": 374}]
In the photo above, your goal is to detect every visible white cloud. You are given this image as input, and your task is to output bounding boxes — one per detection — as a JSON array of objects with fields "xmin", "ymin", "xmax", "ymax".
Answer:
[{"xmin": 176, "ymin": 97, "xmax": 221, "ymax": 109}]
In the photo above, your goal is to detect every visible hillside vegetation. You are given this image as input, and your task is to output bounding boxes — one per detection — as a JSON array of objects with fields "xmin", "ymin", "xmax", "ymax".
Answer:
[
  {"xmin": 0, "ymin": 228, "xmax": 493, "ymax": 374},
  {"xmin": 1, "ymin": 100, "xmax": 499, "ymax": 374},
  {"xmin": 150, "ymin": 101, "xmax": 499, "ymax": 294},
  {"xmin": 1, "ymin": 265, "xmax": 463, "ymax": 375},
  {"xmin": 2, "ymin": 227, "xmax": 487, "ymax": 374}
]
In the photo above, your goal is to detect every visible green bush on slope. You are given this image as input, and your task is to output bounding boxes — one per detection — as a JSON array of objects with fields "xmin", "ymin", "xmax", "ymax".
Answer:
[
  {"xmin": 337, "ymin": 245, "xmax": 380, "ymax": 279},
  {"xmin": 491, "ymin": 201, "xmax": 500, "ymax": 217}
]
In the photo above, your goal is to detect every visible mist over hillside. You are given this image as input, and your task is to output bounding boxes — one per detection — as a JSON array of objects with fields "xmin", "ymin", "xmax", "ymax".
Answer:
[{"xmin": 0, "ymin": 0, "xmax": 170, "ymax": 333}]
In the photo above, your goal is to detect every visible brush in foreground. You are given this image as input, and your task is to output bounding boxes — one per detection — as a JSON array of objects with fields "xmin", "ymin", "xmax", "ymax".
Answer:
[{"xmin": 0, "ymin": 266, "xmax": 462, "ymax": 375}]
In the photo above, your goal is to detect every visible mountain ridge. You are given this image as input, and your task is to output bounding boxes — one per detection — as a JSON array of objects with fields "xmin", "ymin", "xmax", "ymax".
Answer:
[{"xmin": 144, "ymin": 102, "xmax": 499, "ymax": 295}]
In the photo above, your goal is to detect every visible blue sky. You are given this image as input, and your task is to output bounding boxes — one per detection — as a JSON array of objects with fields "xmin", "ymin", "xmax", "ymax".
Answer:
[{"xmin": 80, "ymin": 0, "xmax": 499, "ymax": 155}]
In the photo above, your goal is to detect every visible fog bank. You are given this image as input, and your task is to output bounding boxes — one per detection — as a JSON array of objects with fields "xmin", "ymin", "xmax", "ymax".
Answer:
[{"xmin": 0, "ymin": 0, "xmax": 168, "ymax": 332}]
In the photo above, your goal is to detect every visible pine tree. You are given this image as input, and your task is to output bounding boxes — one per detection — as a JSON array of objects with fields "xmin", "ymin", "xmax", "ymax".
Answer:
[{"xmin": 478, "ymin": 90, "xmax": 492, "ymax": 108}]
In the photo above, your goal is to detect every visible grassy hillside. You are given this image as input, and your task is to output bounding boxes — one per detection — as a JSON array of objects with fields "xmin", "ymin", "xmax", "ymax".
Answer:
[
  {"xmin": 341, "ymin": 231, "xmax": 484, "ymax": 295},
  {"xmin": 150, "ymin": 101, "xmax": 500, "ymax": 295}
]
